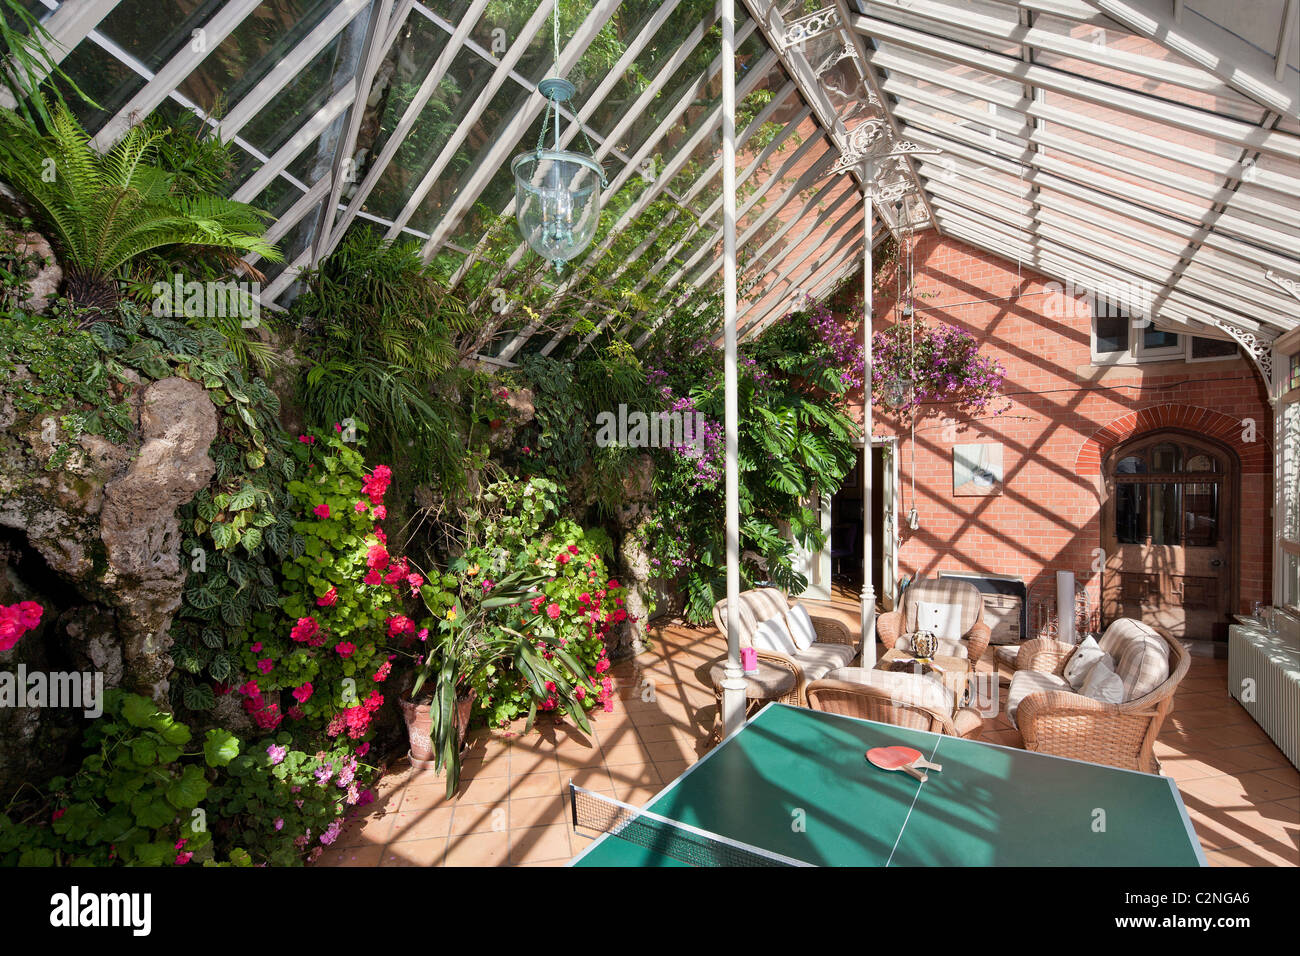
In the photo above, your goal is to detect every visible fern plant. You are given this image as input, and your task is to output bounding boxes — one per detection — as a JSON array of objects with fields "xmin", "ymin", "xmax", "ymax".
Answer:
[{"xmin": 0, "ymin": 103, "xmax": 279, "ymax": 311}]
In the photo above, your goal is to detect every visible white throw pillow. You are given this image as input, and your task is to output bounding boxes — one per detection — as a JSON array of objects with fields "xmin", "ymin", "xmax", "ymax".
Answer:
[
  {"xmin": 751, "ymin": 618, "xmax": 798, "ymax": 657},
  {"xmin": 786, "ymin": 605, "xmax": 816, "ymax": 651},
  {"xmin": 1080, "ymin": 654, "xmax": 1125, "ymax": 706},
  {"xmin": 914, "ymin": 601, "xmax": 963, "ymax": 641},
  {"xmin": 1063, "ymin": 636, "xmax": 1107, "ymax": 690}
]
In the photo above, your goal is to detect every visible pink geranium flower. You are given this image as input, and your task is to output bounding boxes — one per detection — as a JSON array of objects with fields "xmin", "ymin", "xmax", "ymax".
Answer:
[
  {"xmin": 256, "ymin": 658, "xmax": 274, "ymax": 675},
  {"xmin": 292, "ymin": 682, "xmax": 313, "ymax": 703},
  {"xmin": 545, "ymin": 603, "xmax": 561, "ymax": 619},
  {"xmin": 313, "ymin": 503, "xmax": 330, "ymax": 519},
  {"xmin": 317, "ymin": 587, "xmax": 337, "ymax": 607},
  {"xmin": 335, "ymin": 642, "xmax": 356, "ymax": 658}
]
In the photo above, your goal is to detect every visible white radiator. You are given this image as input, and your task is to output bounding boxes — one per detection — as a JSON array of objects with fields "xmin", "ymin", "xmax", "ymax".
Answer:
[{"xmin": 1228, "ymin": 621, "xmax": 1300, "ymax": 770}]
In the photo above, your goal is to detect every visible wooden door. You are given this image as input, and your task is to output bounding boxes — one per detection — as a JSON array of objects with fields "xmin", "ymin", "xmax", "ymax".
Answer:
[{"xmin": 1101, "ymin": 432, "xmax": 1235, "ymax": 640}]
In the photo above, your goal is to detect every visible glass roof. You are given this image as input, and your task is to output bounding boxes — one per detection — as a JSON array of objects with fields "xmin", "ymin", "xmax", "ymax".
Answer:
[{"xmin": 26, "ymin": 0, "xmax": 1299, "ymax": 361}]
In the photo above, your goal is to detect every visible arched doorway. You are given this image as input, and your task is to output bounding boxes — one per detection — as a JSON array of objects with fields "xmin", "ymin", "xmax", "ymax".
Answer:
[{"xmin": 1101, "ymin": 430, "xmax": 1238, "ymax": 641}]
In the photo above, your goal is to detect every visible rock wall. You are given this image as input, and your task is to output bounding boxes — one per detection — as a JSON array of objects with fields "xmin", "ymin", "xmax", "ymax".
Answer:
[{"xmin": 0, "ymin": 377, "xmax": 217, "ymax": 704}]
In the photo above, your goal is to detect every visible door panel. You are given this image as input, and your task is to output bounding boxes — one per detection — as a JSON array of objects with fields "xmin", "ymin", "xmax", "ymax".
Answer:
[{"xmin": 1101, "ymin": 432, "xmax": 1234, "ymax": 641}]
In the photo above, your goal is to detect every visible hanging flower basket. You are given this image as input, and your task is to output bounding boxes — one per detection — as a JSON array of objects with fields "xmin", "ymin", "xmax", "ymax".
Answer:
[{"xmin": 871, "ymin": 318, "xmax": 1007, "ymax": 421}]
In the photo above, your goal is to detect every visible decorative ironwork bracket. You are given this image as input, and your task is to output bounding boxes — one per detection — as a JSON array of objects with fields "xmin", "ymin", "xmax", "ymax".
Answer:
[
  {"xmin": 1266, "ymin": 269, "xmax": 1300, "ymax": 305},
  {"xmin": 777, "ymin": 6, "xmax": 842, "ymax": 51},
  {"xmin": 1210, "ymin": 318, "xmax": 1277, "ymax": 393}
]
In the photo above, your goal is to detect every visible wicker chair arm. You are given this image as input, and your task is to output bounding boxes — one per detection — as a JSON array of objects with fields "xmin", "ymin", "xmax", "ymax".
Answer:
[
  {"xmin": 1016, "ymin": 690, "xmax": 1160, "ymax": 772},
  {"xmin": 806, "ymin": 678, "xmax": 959, "ymax": 736},
  {"xmin": 1016, "ymin": 638, "xmax": 1075, "ymax": 675},
  {"xmin": 807, "ymin": 614, "xmax": 854, "ymax": 647},
  {"xmin": 964, "ymin": 620, "xmax": 991, "ymax": 665},
  {"xmin": 876, "ymin": 609, "xmax": 904, "ymax": 650},
  {"xmin": 753, "ymin": 649, "xmax": 805, "ymax": 686}
]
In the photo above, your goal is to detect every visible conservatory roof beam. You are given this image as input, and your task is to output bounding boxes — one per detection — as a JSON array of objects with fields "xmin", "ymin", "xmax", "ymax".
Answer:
[
  {"xmin": 230, "ymin": 85, "xmax": 354, "ymax": 204},
  {"xmin": 493, "ymin": 40, "xmax": 774, "ymax": 361},
  {"xmin": 874, "ymin": 0, "xmax": 1250, "ymax": 103},
  {"xmin": 890, "ymin": 80, "xmax": 1297, "ymax": 230},
  {"xmin": 447, "ymin": 0, "xmax": 698, "ymax": 290},
  {"xmin": 215, "ymin": 0, "xmax": 370, "ymax": 141},
  {"xmin": 548, "ymin": 79, "xmax": 802, "ymax": 355},
  {"xmin": 90, "ymin": 0, "xmax": 264, "ymax": 149},
  {"xmin": 454, "ymin": 3, "xmax": 743, "ymax": 303},
  {"xmin": 871, "ymin": 46, "xmax": 1300, "ymax": 198},
  {"xmin": 319, "ymin": 0, "xmax": 493, "ymax": 261},
  {"xmin": 927, "ymin": 182, "xmax": 1297, "ymax": 321},
  {"xmin": 917, "ymin": 156, "xmax": 1300, "ymax": 290},
  {"xmin": 415, "ymin": 0, "xmax": 659, "ymax": 262},
  {"xmin": 931, "ymin": 205, "xmax": 1232, "ymax": 330},
  {"xmin": 929, "ymin": 195, "xmax": 1278, "ymax": 330},
  {"xmin": 741, "ymin": 226, "xmax": 866, "ymax": 340},
  {"xmin": 0, "ymin": 0, "xmax": 118, "ymax": 110},
  {"xmin": 853, "ymin": 12, "xmax": 1300, "ymax": 161},
  {"xmin": 900, "ymin": 118, "xmax": 1300, "ymax": 265},
  {"xmin": 1083, "ymin": 0, "xmax": 1299, "ymax": 117}
]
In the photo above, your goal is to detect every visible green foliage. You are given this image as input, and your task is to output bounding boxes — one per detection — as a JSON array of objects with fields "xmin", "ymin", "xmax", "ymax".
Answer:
[
  {"xmin": 0, "ymin": 102, "xmax": 279, "ymax": 306},
  {"xmin": 0, "ymin": 0, "xmax": 97, "ymax": 134},
  {"xmin": 0, "ymin": 310, "xmax": 134, "ymax": 469},
  {"xmin": 0, "ymin": 691, "xmax": 226, "ymax": 866},
  {"xmin": 642, "ymin": 295, "xmax": 861, "ymax": 622},
  {"xmin": 292, "ymin": 229, "xmax": 473, "ymax": 488}
]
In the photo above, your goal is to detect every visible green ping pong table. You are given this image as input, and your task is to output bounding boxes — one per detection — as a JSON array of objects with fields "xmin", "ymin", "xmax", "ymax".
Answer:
[{"xmin": 569, "ymin": 703, "xmax": 1206, "ymax": 866}]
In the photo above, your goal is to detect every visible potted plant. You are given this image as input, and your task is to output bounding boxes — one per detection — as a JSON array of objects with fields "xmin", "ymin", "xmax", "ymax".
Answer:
[{"xmin": 400, "ymin": 566, "xmax": 596, "ymax": 797}]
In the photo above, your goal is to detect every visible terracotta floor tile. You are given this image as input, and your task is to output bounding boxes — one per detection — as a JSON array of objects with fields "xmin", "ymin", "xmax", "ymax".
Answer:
[
  {"xmin": 460, "ymin": 751, "xmax": 511, "ymax": 779},
  {"xmin": 509, "ymin": 824, "xmax": 572, "ymax": 864},
  {"xmin": 381, "ymin": 837, "xmax": 446, "ymax": 867},
  {"xmin": 452, "ymin": 773, "xmax": 513, "ymax": 806},
  {"xmin": 386, "ymin": 805, "xmax": 455, "ymax": 842},
  {"xmin": 508, "ymin": 794, "xmax": 567, "ymax": 830},
  {"xmin": 566, "ymin": 766, "xmax": 615, "ymax": 792},
  {"xmin": 444, "ymin": 831, "xmax": 510, "ymax": 867},
  {"xmin": 449, "ymin": 802, "xmax": 509, "ymax": 836},
  {"xmin": 1206, "ymin": 840, "xmax": 1300, "ymax": 867},
  {"xmin": 317, "ymin": 843, "xmax": 385, "ymax": 867},
  {"xmin": 512, "ymin": 771, "xmax": 563, "ymax": 799}
]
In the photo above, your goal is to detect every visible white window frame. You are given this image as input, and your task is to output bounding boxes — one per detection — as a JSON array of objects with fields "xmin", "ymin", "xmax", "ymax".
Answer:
[
  {"xmin": 1275, "ymin": 330, "xmax": 1300, "ymax": 619},
  {"xmin": 1090, "ymin": 307, "xmax": 1184, "ymax": 365}
]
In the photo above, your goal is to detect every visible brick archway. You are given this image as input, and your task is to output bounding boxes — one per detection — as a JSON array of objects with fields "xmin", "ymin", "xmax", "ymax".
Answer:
[{"xmin": 1075, "ymin": 404, "xmax": 1271, "ymax": 475}]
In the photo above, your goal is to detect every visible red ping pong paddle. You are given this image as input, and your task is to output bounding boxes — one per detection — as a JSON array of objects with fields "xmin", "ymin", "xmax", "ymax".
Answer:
[
  {"xmin": 866, "ymin": 746, "xmax": 928, "ymax": 782},
  {"xmin": 883, "ymin": 745, "xmax": 942, "ymax": 774}
]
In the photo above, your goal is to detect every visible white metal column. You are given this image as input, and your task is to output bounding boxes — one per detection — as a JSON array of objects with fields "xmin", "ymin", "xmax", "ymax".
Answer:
[
  {"xmin": 720, "ymin": 0, "xmax": 747, "ymax": 737},
  {"xmin": 860, "ymin": 180, "xmax": 877, "ymax": 667}
]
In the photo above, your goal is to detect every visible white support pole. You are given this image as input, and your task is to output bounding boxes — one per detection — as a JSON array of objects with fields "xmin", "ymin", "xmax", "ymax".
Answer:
[
  {"xmin": 721, "ymin": 0, "xmax": 747, "ymax": 737},
  {"xmin": 860, "ymin": 181, "xmax": 877, "ymax": 667}
]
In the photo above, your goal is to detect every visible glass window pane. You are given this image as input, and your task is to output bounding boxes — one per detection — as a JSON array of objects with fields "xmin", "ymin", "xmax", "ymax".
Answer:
[
  {"xmin": 1116, "ymin": 455, "xmax": 1146, "ymax": 475},
  {"xmin": 1283, "ymin": 399, "xmax": 1299, "ymax": 541},
  {"xmin": 1143, "ymin": 327, "xmax": 1181, "ymax": 351},
  {"xmin": 1095, "ymin": 315, "xmax": 1128, "ymax": 353},
  {"xmin": 1116, "ymin": 483, "xmax": 1145, "ymax": 543},
  {"xmin": 1150, "ymin": 482, "xmax": 1181, "ymax": 545},
  {"xmin": 1183, "ymin": 482, "xmax": 1218, "ymax": 546},
  {"xmin": 1190, "ymin": 336, "xmax": 1237, "ymax": 360},
  {"xmin": 1150, "ymin": 443, "xmax": 1181, "ymax": 472},
  {"xmin": 1186, "ymin": 454, "xmax": 1218, "ymax": 473}
]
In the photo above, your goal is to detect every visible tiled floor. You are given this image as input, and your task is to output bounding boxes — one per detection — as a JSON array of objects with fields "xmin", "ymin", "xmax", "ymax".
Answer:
[{"xmin": 319, "ymin": 621, "xmax": 1299, "ymax": 867}]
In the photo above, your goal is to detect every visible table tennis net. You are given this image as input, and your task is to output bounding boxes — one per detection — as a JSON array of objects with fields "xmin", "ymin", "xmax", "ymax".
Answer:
[{"xmin": 568, "ymin": 782, "xmax": 814, "ymax": 867}]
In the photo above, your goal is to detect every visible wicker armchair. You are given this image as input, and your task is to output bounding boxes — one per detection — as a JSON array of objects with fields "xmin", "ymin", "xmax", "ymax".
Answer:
[
  {"xmin": 712, "ymin": 588, "xmax": 859, "ymax": 706},
  {"xmin": 806, "ymin": 673, "xmax": 984, "ymax": 740},
  {"xmin": 1012, "ymin": 625, "xmax": 1189, "ymax": 773},
  {"xmin": 876, "ymin": 576, "xmax": 991, "ymax": 665}
]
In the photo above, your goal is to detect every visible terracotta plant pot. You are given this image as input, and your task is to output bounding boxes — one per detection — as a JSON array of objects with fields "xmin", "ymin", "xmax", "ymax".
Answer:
[{"xmin": 399, "ymin": 689, "xmax": 476, "ymax": 772}]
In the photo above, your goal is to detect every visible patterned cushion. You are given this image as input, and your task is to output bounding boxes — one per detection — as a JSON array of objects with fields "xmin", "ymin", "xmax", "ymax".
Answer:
[
  {"xmin": 1098, "ymin": 618, "xmax": 1171, "ymax": 701},
  {"xmin": 1080, "ymin": 654, "xmax": 1125, "ymax": 705},
  {"xmin": 904, "ymin": 578, "xmax": 983, "ymax": 637},
  {"xmin": 952, "ymin": 707, "xmax": 985, "ymax": 738},
  {"xmin": 895, "ymin": 634, "xmax": 969, "ymax": 659},
  {"xmin": 825, "ymin": 666, "xmax": 954, "ymax": 711},
  {"xmin": 1007, "ymin": 670, "xmax": 1072, "ymax": 728},
  {"xmin": 791, "ymin": 643, "xmax": 856, "ymax": 682}
]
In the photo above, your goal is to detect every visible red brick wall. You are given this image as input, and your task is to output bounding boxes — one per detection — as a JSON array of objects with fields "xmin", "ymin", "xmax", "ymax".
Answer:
[{"xmin": 839, "ymin": 233, "xmax": 1274, "ymax": 626}]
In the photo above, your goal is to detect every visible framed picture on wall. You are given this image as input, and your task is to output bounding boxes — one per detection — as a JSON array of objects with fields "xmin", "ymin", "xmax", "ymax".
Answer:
[{"xmin": 954, "ymin": 443, "xmax": 1004, "ymax": 496}]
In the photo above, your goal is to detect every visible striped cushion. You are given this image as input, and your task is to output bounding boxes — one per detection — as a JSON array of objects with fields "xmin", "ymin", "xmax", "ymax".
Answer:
[
  {"xmin": 904, "ymin": 578, "xmax": 983, "ymax": 637},
  {"xmin": 1098, "ymin": 618, "xmax": 1171, "ymax": 701}
]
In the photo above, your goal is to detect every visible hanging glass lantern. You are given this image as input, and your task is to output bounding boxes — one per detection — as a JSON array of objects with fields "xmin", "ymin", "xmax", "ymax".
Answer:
[{"xmin": 512, "ymin": 76, "xmax": 607, "ymax": 274}]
